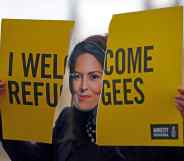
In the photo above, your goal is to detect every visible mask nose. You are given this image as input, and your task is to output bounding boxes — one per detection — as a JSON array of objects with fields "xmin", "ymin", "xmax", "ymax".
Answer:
[{"xmin": 80, "ymin": 76, "xmax": 88, "ymax": 92}]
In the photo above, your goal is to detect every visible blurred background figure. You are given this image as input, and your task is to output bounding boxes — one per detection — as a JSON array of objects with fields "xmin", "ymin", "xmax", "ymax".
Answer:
[{"xmin": 0, "ymin": 0, "xmax": 182, "ymax": 160}]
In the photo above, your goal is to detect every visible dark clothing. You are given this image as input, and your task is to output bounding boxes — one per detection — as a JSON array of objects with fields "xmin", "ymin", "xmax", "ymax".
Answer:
[
  {"xmin": 53, "ymin": 107, "xmax": 125, "ymax": 161},
  {"xmin": 2, "ymin": 141, "xmax": 52, "ymax": 161},
  {"xmin": 1, "ymin": 107, "xmax": 184, "ymax": 161}
]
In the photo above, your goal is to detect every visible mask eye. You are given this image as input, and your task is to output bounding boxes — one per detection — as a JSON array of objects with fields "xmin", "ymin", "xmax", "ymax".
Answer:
[
  {"xmin": 89, "ymin": 73, "xmax": 102, "ymax": 81},
  {"xmin": 70, "ymin": 72, "xmax": 81, "ymax": 80}
]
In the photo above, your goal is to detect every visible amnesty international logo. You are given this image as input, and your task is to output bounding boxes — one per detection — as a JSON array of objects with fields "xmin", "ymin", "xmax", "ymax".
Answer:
[{"xmin": 151, "ymin": 124, "xmax": 178, "ymax": 139}]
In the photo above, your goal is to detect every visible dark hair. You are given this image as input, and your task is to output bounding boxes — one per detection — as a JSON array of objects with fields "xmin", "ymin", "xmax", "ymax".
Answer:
[
  {"xmin": 68, "ymin": 35, "xmax": 107, "ymax": 93},
  {"xmin": 68, "ymin": 35, "xmax": 107, "ymax": 73}
]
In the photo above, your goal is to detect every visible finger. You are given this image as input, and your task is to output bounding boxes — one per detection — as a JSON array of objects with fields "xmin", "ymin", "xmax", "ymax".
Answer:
[
  {"xmin": 176, "ymin": 102, "xmax": 184, "ymax": 117},
  {"xmin": 175, "ymin": 99, "xmax": 184, "ymax": 111},
  {"xmin": 0, "ymin": 85, "xmax": 6, "ymax": 93},
  {"xmin": 0, "ymin": 81, "xmax": 6, "ymax": 88},
  {"xmin": 0, "ymin": 87, "xmax": 5, "ymax": 92},
  {"xmin": 175, "ymin": 95, "xmax": 184, "ymax": 101},
  {"xmin": 0, "ymin": 89, "xmax": 6, "ymax": 95},
  {"xmin": 178, "ymin": 89, "xmax": 184, "ymax": 95},
  {"xmin": 0, "ymin": 85, "xmax": 5, "ymax": 89},
  {"xmin": 176, "ymin": 102, "xmax": 184, "ymax": 114},
  {"xmin": 0, "ymin": 85, "xmax": 5, "ymax": 91},
  {"xmin": 176, "ymin": 102, "xmax": 183, "ymax": 112}
]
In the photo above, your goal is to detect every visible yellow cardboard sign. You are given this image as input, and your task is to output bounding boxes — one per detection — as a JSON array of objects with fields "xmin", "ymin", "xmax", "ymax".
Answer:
[
  {"xmin": 0, "ymin": 19, "xmax": 74, "ymax": 143},
  {"xmin": 97, "ymin": 6, "xmax": 183, "ymax": 146}
]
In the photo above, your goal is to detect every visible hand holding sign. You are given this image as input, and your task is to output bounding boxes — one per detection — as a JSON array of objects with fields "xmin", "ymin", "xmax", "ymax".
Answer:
[
  {"xmin": 0, "ymin": 80, "xmax": 5, "ymax": 95},
  {"xmin": 175, "ymin": 89, "xmax": 184, "ymax": 118}
]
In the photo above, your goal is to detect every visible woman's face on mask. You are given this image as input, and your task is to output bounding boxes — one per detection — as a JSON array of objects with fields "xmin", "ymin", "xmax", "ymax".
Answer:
[{"xmin": 71, "ymin": 53, "xmax": 103, "ymax": 111}]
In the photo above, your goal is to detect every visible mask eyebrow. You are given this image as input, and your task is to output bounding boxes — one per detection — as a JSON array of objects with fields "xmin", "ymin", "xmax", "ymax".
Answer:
[
  {"xmin": 73, "ymin": 71, "xmax": 102, "ymax": 75},
  {"xmin": 88, "ymin": 71, "xmax": 103, "ymax": 75}
]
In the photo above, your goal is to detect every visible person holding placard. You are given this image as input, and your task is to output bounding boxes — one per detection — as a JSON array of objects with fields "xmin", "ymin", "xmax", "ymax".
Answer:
[{"xmin": 0, "ymin": 34, "xmax": 184, "ymax": 161}]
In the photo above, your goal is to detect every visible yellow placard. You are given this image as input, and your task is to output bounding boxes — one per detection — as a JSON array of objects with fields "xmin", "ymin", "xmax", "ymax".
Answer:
[
  {"xmin": 97, "ymin": 6, "xmax": 183, "ymax": 146},
  {"xmin": 0, "ymin": 19, "xmax": 74, "ymax": 143}
]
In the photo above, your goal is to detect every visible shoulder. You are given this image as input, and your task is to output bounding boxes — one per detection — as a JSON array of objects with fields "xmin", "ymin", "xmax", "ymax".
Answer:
[
  {"xmin": 55, "ymin": 107, "xmax": 73, "ymax": 128},
  {"xmin": 53, "ymin": 107, "xmax": 73, "ymax": 141}
]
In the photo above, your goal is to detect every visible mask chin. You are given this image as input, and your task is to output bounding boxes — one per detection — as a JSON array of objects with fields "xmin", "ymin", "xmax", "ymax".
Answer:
[{"xmin": 72, "ymin": 94, "xmax": 97, "ymax": 112}]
